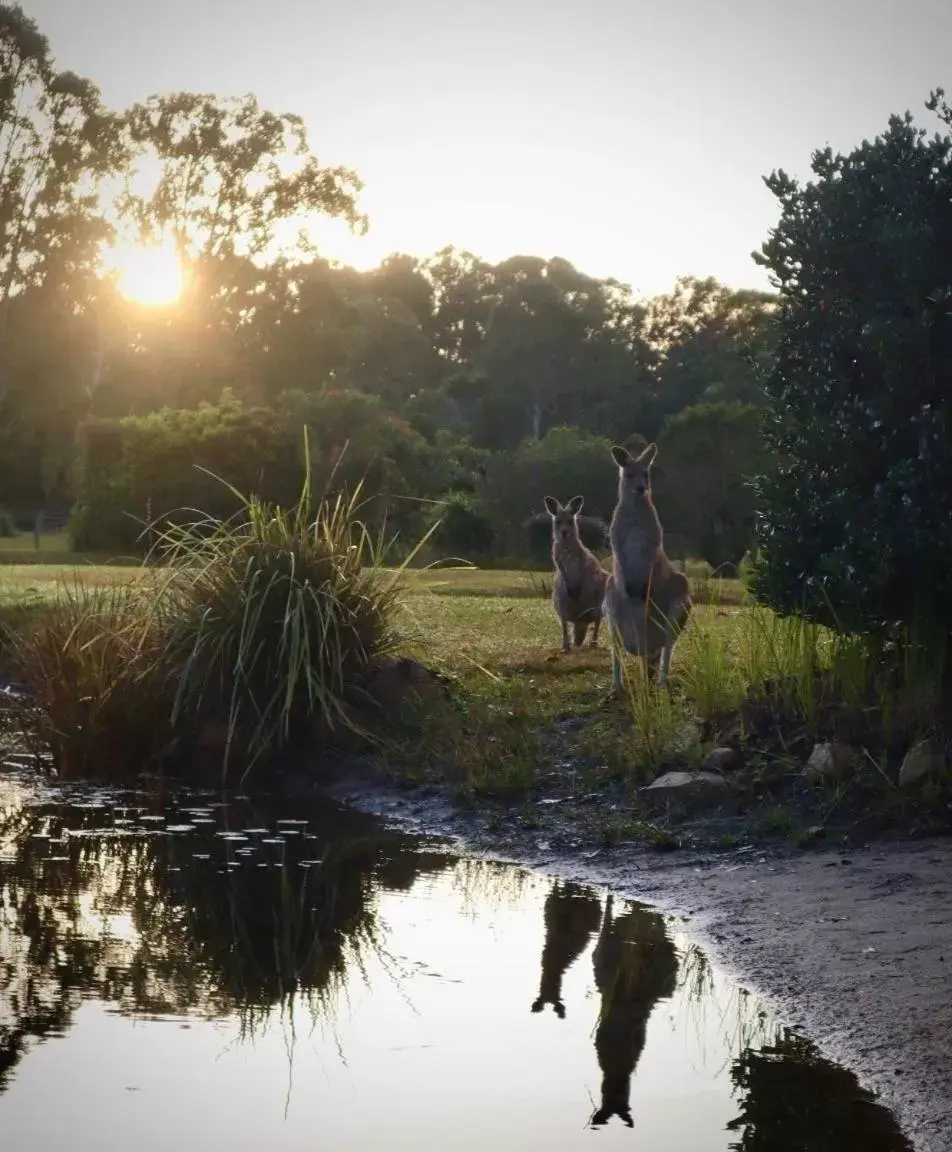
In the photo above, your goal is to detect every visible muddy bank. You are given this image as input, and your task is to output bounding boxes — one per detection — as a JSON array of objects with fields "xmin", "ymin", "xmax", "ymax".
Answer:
[{"xmin": 328, "ymin": 768, "xmax": 952, "ymax": 1152}]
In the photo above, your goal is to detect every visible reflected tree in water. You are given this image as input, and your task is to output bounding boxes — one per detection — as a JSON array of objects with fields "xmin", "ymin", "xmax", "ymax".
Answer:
[
  {"xmin": 727, "ymin": 1029, "xmax": 913, "ymax": 1152},
  {"xmin": 530, "ymin": 880, "xmax": 602, "ymax": 1019},
  {"xmin": 589, "ymin": 894, "xmax": 678, "ymax": 1128},
  {"xmin": 0, "ymin": 789, "xmax": 455, "ymax": 1090}
]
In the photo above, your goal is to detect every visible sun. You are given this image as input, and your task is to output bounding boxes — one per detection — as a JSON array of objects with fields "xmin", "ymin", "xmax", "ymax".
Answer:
[{"xmin": 108, "ymin": 238, "xmax": 186, "ymax": 306}]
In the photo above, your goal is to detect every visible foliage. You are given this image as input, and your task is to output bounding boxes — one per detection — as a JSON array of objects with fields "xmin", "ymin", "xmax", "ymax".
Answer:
[
  {"xmin": 480, "ymin": 427, "xmax": 618, "ymax": 559},
  {"xmin": 752, "ymin": 94, "xmax": 952, "ymax": 639},
  {"xmin": 657, "ymin": 402, "xmax": 768, "ymax": 573},
  {"xmin": 642, "ymin": 277, "xmax": 776, "ymax": 436},
  {"xmin": 427, "ymin": 490, "xmax": 495, "ymax": 561},
  {"xmin": 0, "ymin": 4, "xmax": 126, "ymax": 506},
  {"xmin": 157, "ymin": 464, "xmax": 412, "ymax": 777},
  {"xmin": 7, "ymin": 579, "xmax": 177, "ymax": 779},
  {"xmin": 120, "ymin": 91, "xmax": 365, "ymax": 263},
  {"xmin": 70, "ymin": 389, "xmax": 445, "ymax": 552},
  {"xmin": 8, "ymin": 458, "xmax": 421, "ymax": 782},
  {"xmin": 0, "ymin": 4, "xmax": 123, "ymax": 304}
]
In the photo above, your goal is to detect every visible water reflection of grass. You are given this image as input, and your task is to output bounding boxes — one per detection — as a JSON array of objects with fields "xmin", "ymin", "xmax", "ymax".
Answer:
[
  {"xmin": 0, "ymin": 786, "xmax": 456, "ymax": 1087},
  {"xmin": 673, "ymin": 940, "xmax": 774, "ymax": 1075}
]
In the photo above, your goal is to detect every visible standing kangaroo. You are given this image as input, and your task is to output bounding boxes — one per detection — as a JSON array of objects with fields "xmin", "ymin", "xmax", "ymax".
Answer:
[
  {"xmin": 544, "ymin": 496, "xmax": 608, "ymax": 654},
  {"xmin": 530, "ymin": 880, "xmax": 603, "ymax": 1019},
  {"xmin": 603, "ymin": 443, "xmax": 691, "ymax": 692},
  {"xmin": 589, "ymin": 894, "xmax": 679, "ymax": 1129}
]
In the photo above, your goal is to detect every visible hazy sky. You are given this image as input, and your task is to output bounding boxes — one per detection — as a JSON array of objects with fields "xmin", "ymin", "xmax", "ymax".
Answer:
[{"xmin": 22, "ymin": 0, "xmax": 952, "ymax": 296}]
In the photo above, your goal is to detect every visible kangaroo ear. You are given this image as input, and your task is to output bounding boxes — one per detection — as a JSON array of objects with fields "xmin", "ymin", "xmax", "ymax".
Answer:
[
  {"xmin": 567, "ymin": 495, "xmax": 584, "ymax": 515},
  {"xmin": 637, "ymin": 442, "xmax": 658, "ymax": 468},
  {"xmin": 543, "ymin": 496, "xmax": 560, "ymax": 516},
  {"xmin": 611, "ymin": 445, "xmax": 631, "ymax": 468}
]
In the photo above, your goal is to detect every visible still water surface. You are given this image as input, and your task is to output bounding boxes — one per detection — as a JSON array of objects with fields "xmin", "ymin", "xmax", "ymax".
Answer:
[{"xmin": 0, "ymin": 769, "xmax": 910, "ymax": 1151}]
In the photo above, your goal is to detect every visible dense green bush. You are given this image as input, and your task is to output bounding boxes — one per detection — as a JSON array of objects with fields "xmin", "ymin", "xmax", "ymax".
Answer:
[
  {"xmin": 71, "ymin": 389, "xmax": 455, "ymax": 553},
  {"xmin": 752, "ymin": 94, "xmax": 952, "ymax": 637},
  {"xmin": 427, "ymin": 490, "xmax": 495, "ymax": 560},
  {"xmin": 482, "ymin": 427, "xmax": 621, "ymax": 557}
]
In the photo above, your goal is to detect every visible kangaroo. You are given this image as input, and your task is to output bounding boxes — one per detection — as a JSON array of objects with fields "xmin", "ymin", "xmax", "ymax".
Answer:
[
  {"xmin": 589, "ymin": 894, "xmax": 678, "ymax": 1129},
  {"xmin": 602, "ymin": 443, "xmax": 691, "ymax": 692},
  {"xmin": 544, "ymin": 495, "xmax": 608, "ymax": 654},
  {"xmin": 530, "ymin": 880, "xmax": 603, "ymax": 1019}
]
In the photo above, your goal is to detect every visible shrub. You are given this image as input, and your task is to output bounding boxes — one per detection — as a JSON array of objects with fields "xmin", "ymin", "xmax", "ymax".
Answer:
[
  {"xmin": 752, "ymin": 94, "xmax": 952, "ymax": 639},
  {"xmin": 71, "ymin": 389, "xmax": 450, "ymax": 553},
  {"xmin": 427, "ymin": 490, "xmax": 495, "ymax": 560},
  {"xmin": 482, "ymin": 426, "xmax": 623, "ymax": 558}
]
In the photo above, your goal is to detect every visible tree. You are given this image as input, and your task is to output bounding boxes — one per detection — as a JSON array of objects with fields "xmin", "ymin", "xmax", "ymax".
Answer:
[
  {"xmin": 109, "ymin": 92, "xmax": 368, "ymax": 408},
  {"xmin": 751, "ymin": 94, "xmax": 952, "ymax": 636},
  {"xmin": 657, "ymin": 402, "xmax": 767, "ymax": 573},
  {"xmin": 0, "ymin": 4, "xmax": 125, "ymax": 506},
  {"xmin": 483, "ymin": 427, "xmax": 617, "ymax": 560},
  {"xmin": 120, "ymin": 91, "xmax": 364, "ymax": 263},
  {"xmin": 641, "ymin": 277, "xmax": 777, "ymax": 437}
]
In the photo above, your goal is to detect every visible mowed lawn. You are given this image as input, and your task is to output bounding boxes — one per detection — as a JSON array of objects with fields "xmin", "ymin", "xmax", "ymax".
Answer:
[
  {"xmin": 0, "ymin": 553, "xmax": 752, "ymax": 708},
  {"xmin": 0, "ymin": 550, "xmax": 763, "ymax": 789}
]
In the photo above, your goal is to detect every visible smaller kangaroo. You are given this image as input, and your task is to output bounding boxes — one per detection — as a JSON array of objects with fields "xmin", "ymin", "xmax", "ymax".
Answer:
[
  {"xmin": 603, "ymin": 443, "xmax": 691, "ymax": 692},
  {"xmin": 530, "ymin": 880, "xmax": 602, "ymax": 1019},
  {"xmin": 544, "ymin": 495, "xmax": 609, "ymax": 654}
]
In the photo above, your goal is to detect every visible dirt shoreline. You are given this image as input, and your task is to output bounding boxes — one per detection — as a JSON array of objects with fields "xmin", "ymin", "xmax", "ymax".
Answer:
[{"xmin": 328, "ymin": 768, "xmax": 952, "ymax": 1152}]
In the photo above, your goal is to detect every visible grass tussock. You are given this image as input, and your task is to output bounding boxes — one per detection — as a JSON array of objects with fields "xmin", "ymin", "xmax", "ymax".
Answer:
[
  {"xmin": 5, "ymin": 580, "xmax": 177, "ymax": 779},
  {"xmin": 3, "ymin": 447, "xmax": 431, "ymax": 783},
  {"xmin": 155, "ymin": 479, "xmax": 413, "ymax": 776}
]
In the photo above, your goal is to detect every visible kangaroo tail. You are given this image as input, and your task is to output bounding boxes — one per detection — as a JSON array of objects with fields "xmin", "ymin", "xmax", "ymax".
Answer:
[{"xmin": 573, "ymin": 620, "xmax": 588, "ymax": 647}]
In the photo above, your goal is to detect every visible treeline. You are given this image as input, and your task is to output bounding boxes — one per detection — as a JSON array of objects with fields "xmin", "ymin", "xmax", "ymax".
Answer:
[{"xmin": 0, "ymin": 3, "xmax": 775, "ymax": 567}]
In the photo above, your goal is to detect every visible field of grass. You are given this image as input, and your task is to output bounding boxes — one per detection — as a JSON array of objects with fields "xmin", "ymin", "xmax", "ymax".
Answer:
[{"xmin": 0, "ymin": 547, "xmax": 935, "ymax": 827}]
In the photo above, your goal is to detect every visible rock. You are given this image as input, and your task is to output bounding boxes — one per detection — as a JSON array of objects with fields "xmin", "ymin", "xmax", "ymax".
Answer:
[
  {"xmin": 899, "ymin": 739, "xmax": 946, "ymax": 789},
  {"xmin": 703, "ymin": 746, "xmax": 743, "ymax": 774},
  {"xmin": 640, "ymin": 770, "xmax": 728, "ymax": 806},
  {"xmin": 359, "ymin": 656, "xmax": 450, "ymax": 717},
  {"xmin": 803, "ymin": 741, "xmax": 861, "ymax": 782}
]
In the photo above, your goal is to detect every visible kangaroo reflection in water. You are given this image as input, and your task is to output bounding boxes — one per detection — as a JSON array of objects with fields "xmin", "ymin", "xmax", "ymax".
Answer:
[
  {"xmin": 590, "ymin": 893, "xmax": 678, "ymax": 1129},
  {"xmin": 530, "ymin": 880, "xmax": 603, "ymax": 1018}
]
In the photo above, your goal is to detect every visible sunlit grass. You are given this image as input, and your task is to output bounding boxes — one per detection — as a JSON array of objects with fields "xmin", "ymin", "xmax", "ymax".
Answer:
[{"xmin": 1, "ymin": 545, "xmax": 940, "ymax": 800}]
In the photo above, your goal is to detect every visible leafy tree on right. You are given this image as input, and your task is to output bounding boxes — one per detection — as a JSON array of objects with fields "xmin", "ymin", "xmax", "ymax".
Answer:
[{"xmin": 751, "ymin": 92, "xmax": 952, "ymax": 641}]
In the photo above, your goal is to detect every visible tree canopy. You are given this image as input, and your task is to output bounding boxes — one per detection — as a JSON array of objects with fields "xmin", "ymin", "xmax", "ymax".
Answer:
[
  {"xmin": 0, "ymin": 3, "xmax": 776, "ymax": 568},
  {"xmin": 752, "ymin": 92, "xmax": 952, "ymax": 635}
]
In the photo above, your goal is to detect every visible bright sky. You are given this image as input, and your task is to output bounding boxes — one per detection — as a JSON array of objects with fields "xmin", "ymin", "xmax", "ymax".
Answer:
[{"xmin": 23, "ymin": 0, "xmax": 952, "ymax": 297}]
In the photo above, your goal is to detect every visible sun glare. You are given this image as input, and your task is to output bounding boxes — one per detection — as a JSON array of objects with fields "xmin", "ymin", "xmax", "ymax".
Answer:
[{"xmin": 110, "ymin": 239, "xmax": 185, "ymax": 306}]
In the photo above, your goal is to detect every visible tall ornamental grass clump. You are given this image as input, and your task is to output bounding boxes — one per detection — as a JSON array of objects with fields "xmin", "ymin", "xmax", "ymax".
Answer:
[
  {"xmin": 158, "ymin": 473, "xmax": 415, "ymax": 775},
  {"xmin": 6, "ymin": 448, "xmax": 427, "ymax": 783},
  {"xmin": 6, "ymin": 580, "xmax": 178, "ymax": 780}
]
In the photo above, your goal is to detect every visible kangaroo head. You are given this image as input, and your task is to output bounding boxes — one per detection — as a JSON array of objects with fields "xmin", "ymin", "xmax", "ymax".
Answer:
[
  {"xmin": 610, "ymin": 444, "xmax": 657, "ymax": 501},
  {"xmin": 544, "ymin": 495, "xmax": 584, "ymax": 541}
]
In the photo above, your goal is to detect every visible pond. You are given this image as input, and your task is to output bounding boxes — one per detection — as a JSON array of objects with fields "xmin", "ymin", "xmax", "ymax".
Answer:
[{"xmin": 0, "ymin": 768, "xmax": 911, "ymax": 1151}]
